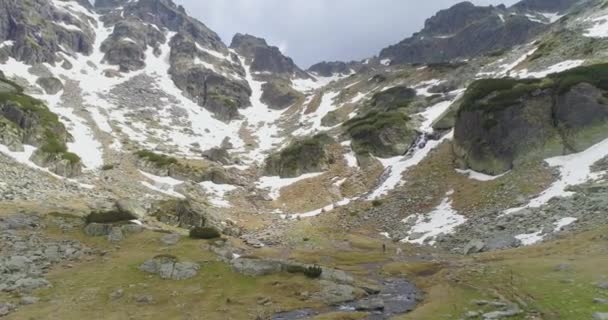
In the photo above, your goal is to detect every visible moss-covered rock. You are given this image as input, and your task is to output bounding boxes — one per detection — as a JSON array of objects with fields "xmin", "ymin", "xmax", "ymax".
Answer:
[
  {"xmin": 369, "ymin": 86, "xmax": 416, "ymax": 111},
  {"xmin": 261, "ymin": 80, "xmax": 303, "ymax": 110},
  {"xmin": 189, "ymin": 226, "xmax": 221, "ymax": 239},
  {"xmin": 150, "ymin": 199, "xmax": 207, "ymax": 229},
  {"xmin": 36, "ymin": 77, "xmax": 63, "ymax": 95},
  {"xmin": 264, "ymin": 134, "xmax": 334, "ymax": 178},
  {"xmin": 0, "ymin": 77, "xmax": 81, "ymax": 176},
  {"xmin": 344, "ymin": 111, "xmax": 417, "ymax": 158},
  {"xmin": 454, "ymin": 64, "xmax": 608, "ymax": 175}
]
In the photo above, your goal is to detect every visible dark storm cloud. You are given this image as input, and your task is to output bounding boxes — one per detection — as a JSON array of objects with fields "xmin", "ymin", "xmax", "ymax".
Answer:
[{"xmin": 175, "ymin": 0, "xmax": 520, "ymax": 68}]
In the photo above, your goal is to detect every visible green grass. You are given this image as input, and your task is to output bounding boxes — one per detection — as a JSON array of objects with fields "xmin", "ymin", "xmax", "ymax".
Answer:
[{"xmin": 11, "ymin": 223, "xmax": 321, "ymax": 320}]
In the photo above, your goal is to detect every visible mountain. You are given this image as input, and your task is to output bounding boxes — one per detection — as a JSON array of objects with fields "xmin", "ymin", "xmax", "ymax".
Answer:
[
  {"xmin": 377, "ymin": 0, "xmax": 589, "ymax": 65},
  {"xmin": 1, "ymin": 0, "xmax": 608, "ymax": 319}
]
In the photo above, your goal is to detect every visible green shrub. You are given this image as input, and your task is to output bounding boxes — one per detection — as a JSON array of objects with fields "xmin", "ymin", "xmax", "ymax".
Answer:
[
  {"xmin": 62, "ymin": 152, "xmax": 81, "ymax": 164},
  {"xmin": 135, "ymin": 150, "xmax": 178, "ymax": 167},
  {"xmin": 372, "ymin": 200, "xmax": 383, "ymax": 207},
  {"xmin": 189, "ymin": 226, "xmax": 221, "ymax": 239},
  {"xmin": 101, "ymin": 164, "xmax": 115, "ymax": 171},
  {"xmin": 303, "ymin": 265, "xmax": 323, "ymax": 278},
  {"xmin": 86, "ymin": 210, "xmax": 137, "ymax": 224}
]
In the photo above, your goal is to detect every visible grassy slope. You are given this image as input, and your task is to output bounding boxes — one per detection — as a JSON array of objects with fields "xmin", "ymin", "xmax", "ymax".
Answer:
[{"xmin": 5, "ymin": 218, "xmax": 321, "ymax": 320}]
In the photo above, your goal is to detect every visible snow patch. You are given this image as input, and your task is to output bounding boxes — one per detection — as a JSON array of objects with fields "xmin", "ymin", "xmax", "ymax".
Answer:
[
  {"xmin": 140, "ymin": 170, "xmax": 185, "ymax": 199},
  {"xmin": 456, "ymin": 169, "xmax": 508, "ymax": 181},
  {"xmin": 585, "ymin": 14, "xmax": 608, "ymax": 38},
  {"xmin": 515, "ymin": 231, "xmax": 544, "ymax": 246},
  {"xmin": 401, "ymin": 193, "xmax": 467, "ymax": 245},
  {"xmin": 554, "ymin": 217, "xmax": 577, "ymax": 231},
  {"xmin": 516, "ymin": 60, "xmax": 585, "ymax": 78},
  {"xmin": 199, "ymin": 181, "xmax": 237, "ymax": 208},
  {"xmin": 505, "ymin": 136, "xmax": 608, "ymax": 214},
  {"xmin": 257, "ymin": 172, "xmax": 324, "ymax": 200}
]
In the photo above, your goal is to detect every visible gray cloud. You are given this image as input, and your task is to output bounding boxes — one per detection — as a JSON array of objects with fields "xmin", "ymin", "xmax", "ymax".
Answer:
[{"xmin": 175, "ymin": 0, "xmax": 520, "ymax": 68}]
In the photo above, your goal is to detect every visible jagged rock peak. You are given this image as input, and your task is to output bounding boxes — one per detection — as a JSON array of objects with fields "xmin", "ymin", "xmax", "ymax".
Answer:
[
  {"xmin": 511, "ymin": 0, "xmax": 584, "ymax": 12},
  {"xmin": 378, "ymin": 0, "xmax": 546, "ymax": 64},
  {"xmin": 230, "ymin": 33, "xmax": 310, "ymax": 79}
]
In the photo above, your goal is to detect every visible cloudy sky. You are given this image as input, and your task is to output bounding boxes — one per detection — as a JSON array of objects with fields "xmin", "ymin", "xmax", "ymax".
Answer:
[{"xmin": 175, "ymin": 0, "xmax": 519, "ymax": 68}]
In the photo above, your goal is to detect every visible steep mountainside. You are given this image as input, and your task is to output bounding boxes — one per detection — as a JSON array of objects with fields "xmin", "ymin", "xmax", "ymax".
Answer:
[{"xmin": 2, "ymin": 0, "xmax": 608, "ymax": 319}]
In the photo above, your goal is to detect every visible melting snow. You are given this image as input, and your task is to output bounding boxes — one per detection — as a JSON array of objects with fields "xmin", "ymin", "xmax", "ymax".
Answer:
[
  {"xmin": 140, "ymin": 171, "xmax": 185, "ymax": 199},
  {"xmin": 401, "ymin": 193, "xmax": 467, "ymax": 245},
  {"xmin": 516, "ymin": 60, "xmax": 585, "ymax": 78},
  {"xmin": 515, "ymin": 231, "xmax": 544, "ymax": 246},
  {"xmin": 292, "ymin": 72, "xmax": 351, "ymax": 92},
  {"xmin": 293, "ymin": 91, "xmax": 340, "ymax": 136},
  {"xmin": 554, "ymin": 217, "xmax": 577, "ymax": 231},
  {"xmin": 257, "ymin": 172, "xmax": 324, "ymax": 200},
  {"xmin": 415, "ymin": 80, "xmax": 443, "ymax": 97},
  {"xmin": 199, "ymin": 181, "xmax": 237, "ymax": 208},
  {"xmin": 0, "ymin": 40, "xmax": 14, "ymax": 49},
  {"xmin": 505, "ymin": 136, "xmax": 608, "ymax": 214},
  {"xmin": 585, "ymin": 14, "xmax": 608, "ymax": 38},
  {"xmin": 456, "ymin": 169, "xmax": 508, "ymax": 181},
  {"xmin": 380, "ymin": 59, "xmax": 391, "ymax": 66},
  {"xmin": 54, "ymin": 21, "xmax": 82, "ymax": 32}
]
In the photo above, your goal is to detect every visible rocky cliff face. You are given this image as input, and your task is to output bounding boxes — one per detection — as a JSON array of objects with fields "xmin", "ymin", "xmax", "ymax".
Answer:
[
  {"xmin": 0, "ymin": 76, "xmax": 82, "ymax": 177},
  {"xmin": 379, "ymin": 1, "xmax": 546, "ymax": 64},
  {"xmin": 454, "ymin": 65, "xmax": 608, "ymax": 175},
  {"xmin": 0, "ymin": 0, "xmax": 94, "ymax": 64}
]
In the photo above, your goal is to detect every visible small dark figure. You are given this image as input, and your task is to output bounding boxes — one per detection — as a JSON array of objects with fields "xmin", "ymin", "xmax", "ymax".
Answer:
[{"xmin": 382, "ymin": 243, "xmax": 386, "ymax": 253}]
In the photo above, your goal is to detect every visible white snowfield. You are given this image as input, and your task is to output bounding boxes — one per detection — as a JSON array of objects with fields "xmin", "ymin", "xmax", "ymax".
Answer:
[
  {"xmin": 401, "ymin": 192, "xmax": 467, "ymax": 246},
  {"xmin": 585, "ymin": 14, "xmax": 608, "ymax": 38},
  {"xmin": 505, "ymin": 136, "xmax": 608, "ymax": 215}
]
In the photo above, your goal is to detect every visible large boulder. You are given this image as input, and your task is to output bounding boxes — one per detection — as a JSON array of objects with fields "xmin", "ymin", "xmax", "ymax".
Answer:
[
  {"xmin": 150, "ymin": 199, "xmax": 208, "ymax": 229},
  {"xmin": 344, "ymin": 111, "xmax": 417, "ymax": 158},
  {"xmin": 36, "ymin": 77, "xmax": 63, "ymax": 95},
  {"xmin": 231, "ymin": 258, "xmax": 284, "ymax": 276},
  {"xmin": 139, "ymin": 255, "xmax": 200, "ymax": 280},
  {"xmin": 261, "ymin": 80, "xmax": 303, "ymax": 110},
  {"xmin": 453, "ymin": 66, "xmax": 608, "ymax": 175},
  {"xmin": 264, "ymin": 134, "xmax": 334, "ymax": 178}
]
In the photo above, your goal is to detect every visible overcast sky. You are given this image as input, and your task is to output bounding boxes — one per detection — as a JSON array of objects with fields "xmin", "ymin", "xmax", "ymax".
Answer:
[{"xmin": 175, "ymin": 0, "xmax": 520, "ymax": 68}]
